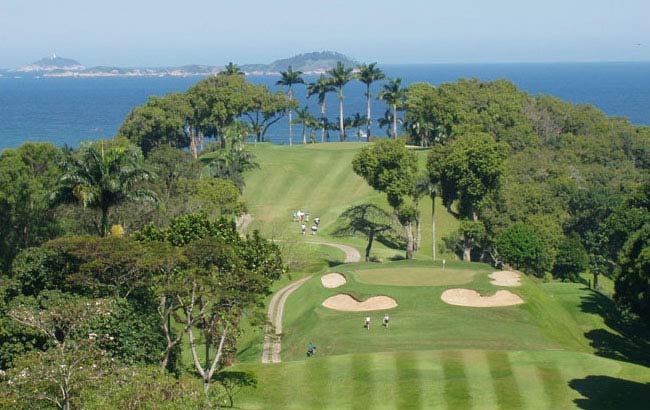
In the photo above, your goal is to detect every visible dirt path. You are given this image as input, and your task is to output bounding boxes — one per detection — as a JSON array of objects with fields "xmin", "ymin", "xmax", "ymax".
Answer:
[
  {"xmin": 261, "ymin": 276, "xmax": 312, "ymax": 364},
  {"xmin": 307, "ymin": 241, "xmax": 361, "ymax": 263}
]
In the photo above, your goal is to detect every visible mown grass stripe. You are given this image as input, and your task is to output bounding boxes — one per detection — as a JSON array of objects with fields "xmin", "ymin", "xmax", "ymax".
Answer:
[
  {"xmin": 509, "ymin": 352, "xmax": 547, "ymax": 409},
  {"xmin": 462, "ymin": 350, "xmax": 498, "ymax": 410},
  {"xmin": 538, "ymin": 363, "xmax": 567, "ymax": 408},
  {"xmin": 486, "ymin": 351, "xmax": 524, "ymax": 409},
  {"xmin": 351, "ymin": 353, "xmax": 376, "ymax": 410},
  {"xmin": 303, "ymin": 355, "xmax": 332, "ymax": 409},
  {"xmin": 395, "ymin": 352, "xmax": 423, "ymax": 410},
  {"xmin": 415, "ymin": 351, "xmax": 447, "ymax": 409},
  {"xmin": 442, "ymin": 351, "xmax": 470, "ymax": 409}
]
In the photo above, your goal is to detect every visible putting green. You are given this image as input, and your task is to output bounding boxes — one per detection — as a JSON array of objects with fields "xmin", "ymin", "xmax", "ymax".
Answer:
[{"xmin": 354, "ymin": 267, "xmax": 477, "ymax": 286}]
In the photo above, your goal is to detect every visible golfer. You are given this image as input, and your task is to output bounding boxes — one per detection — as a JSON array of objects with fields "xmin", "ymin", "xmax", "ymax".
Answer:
[
  {"xmin": 383, "ymin": 315, "xmax": 390, "ymax": 328},
  {"xmin": 364, "ymin": 316, "xmax": 371, "ymax": 330}
]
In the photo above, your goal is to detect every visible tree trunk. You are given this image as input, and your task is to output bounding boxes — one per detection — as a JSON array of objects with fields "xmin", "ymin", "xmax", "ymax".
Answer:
[
  {"xmin": 288, "ymin": 89, "xmax": 293, "ymax": 146},
  {"xmin": 365, "ymin": 230, "xmax": 374, "ymax": 262},
  {"xmin": 415, "ymin": 213, "xmax": 421, "ymax": 252},
  {"xmin": 406, "ymin": 221, "xmax": 414, "ymax": 260},
  {"xmin": 431, "ymin": 191, "xmax": 436, "ymax": 261},
  {"xmin": 302, "ymin": 122, "xmax": 307, "ymax": 144},
  {"xmin": 190, "ymin": 128, "xmax": 198, "ymax": 159},
  {"xmin": 392, "ymin": 103, "xmax": 398, "ymax": 139},
  {"xmin": 339, "ymin": 90, "xmax": 345, "ymax": 141},
  {"xmin": 321, "ymin": 102, "xmax": 326, "ymax": 143},
  {"xmin": 366, "ymin": 87, "xmax": 372, "ymax": 142},
  {"xmin": 593, "ymin": 271, "xmax": 599, "ymax": 290},
  {"xmin": 100, "ymin": 207, "xmax": 109, "ymax": 237},
  {"xmin": 463, "ymin": 235, "xmax": 471, "ymax": 262}
]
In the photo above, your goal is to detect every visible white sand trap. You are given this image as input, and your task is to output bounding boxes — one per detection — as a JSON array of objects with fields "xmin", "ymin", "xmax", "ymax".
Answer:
[
  {"xmin": 321, "ymin": 273, "xmax": 347, "ymax": 288},
  {"xmin": 441, "ymin": 289, "xmax": 524, "ymax": 307},
  {"xmin": 489, "ymin": 271, "xmax": 522, "ymax": 287},
  {"xmin": 322, "ymin": 294, "xmax": 398, "ymax": 312}
]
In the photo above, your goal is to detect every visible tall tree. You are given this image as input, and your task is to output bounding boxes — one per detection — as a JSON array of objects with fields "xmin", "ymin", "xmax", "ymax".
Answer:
[
  {"xmin": 379, "ymin": 78, "xmax": 407, "ymax": 139},
  {"xmin": 333, "ymin": 204, "xmax": 402, "ymax": 262},
  {"xmin": 307, "ymin": 75, "xmax": 336, "ymax": 143},
  {"xmin": 352, "ymin": 139, "xmax": 419, "ymax": 259},
  {"xmin": 50, "ymin": 141, "xmax": 158, "ymax": 237},
  {"xmin": 117, "ymin": 93, "xmax": 192, "ymax": 155},
  {"xmin": 0, "ymin": 143, "xmax": 61, "ymax": 271},
  {"xmin": 243, "ymin": 86, "xmax": 293, "ymax": 142},
  {"xmin": 276, "ymin": 66, "xmax": 305, "ymax": 146},
  {"xmin": 428, "ymin": 132, "xmax": 508, "ymax": 261},
  {"xmin": 187, "ymin": 73, "xmax": 257, "ymax": 154},
  {"xmin": 356, "ymin": 63, "xmax": 385, "ymax": 141},
  {"xmin": 293, "ymin": 107, "xmax": 316, "ymax": 145},
  {"xmin": 221, "ymin": 62, "xmax": 245, "ymax": 76},
  {"xmin": 327, "ymin": 62, "xmax": 354, "ymax": 141}
]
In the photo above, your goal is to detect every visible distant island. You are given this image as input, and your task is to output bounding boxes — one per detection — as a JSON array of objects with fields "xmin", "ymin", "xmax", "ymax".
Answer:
[{"xmin": 2, "ymin": 51, "xmax": 358, "ymax": 78}]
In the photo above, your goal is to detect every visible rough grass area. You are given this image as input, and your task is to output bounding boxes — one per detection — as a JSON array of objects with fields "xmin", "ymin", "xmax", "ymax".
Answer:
[{"xmin": 354, "ymin": 267, "xmax": 477, "ymax": 286}]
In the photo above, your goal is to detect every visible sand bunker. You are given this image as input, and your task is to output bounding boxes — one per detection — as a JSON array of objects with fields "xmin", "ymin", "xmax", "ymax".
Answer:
[
  {"xmin": 489, "ymin": 271, "xmax": 522, "ymax": 287},
  {"xmin": 322, "ymin": 294, "xmax": 398, "ymax": 312},
  {"xmin": 440, "ymin": 289, "xmax": 524, "ymax": 307},
  {"xmin": 321, "ymin": 273, "xmax": 347, "ymax": 288}
]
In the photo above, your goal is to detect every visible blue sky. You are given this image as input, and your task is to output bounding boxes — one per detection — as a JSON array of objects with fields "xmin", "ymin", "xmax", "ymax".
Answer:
[{"xmin": 0, "ymin": 0, "xmax": 648, "ymax": 67}]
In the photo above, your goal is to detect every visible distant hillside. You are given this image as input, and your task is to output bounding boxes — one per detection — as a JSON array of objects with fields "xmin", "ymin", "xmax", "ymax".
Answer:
[
  {"xmin": 14, "ymin": 54, "xmax": 85, "ymax": 72},
  {"xmin": 242, "ymin": 51, "xmax": 358, "ymax": 74},
  {"xmin": 8, "ymin": 51, "xmax": 359, "ymax": 77}
]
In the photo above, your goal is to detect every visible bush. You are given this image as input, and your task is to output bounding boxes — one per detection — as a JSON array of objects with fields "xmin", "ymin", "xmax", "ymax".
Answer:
[
  {"xmin": 553, "ymin": 234, "xmax": 589, "ymax": 281},
  {"xmin": 497, "ymin": 223, "xmax": 552, "ymax": 276}
]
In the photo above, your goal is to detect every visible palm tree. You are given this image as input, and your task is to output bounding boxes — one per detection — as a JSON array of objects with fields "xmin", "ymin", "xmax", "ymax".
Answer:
[
  {"xmin": 327, "ymin": 62, "xmax": 354, "ymax": 141},
  {"xmin": 356, "ymin": 63, "xmax": 385, "ymax": 142},
  {"xmin": 379, "ymin": 78, "xmax": 407, "ymax": 139},
  {"xmin": 50, "ymin": 141, "xmax": 158, "ymax": 237},
  {"xmin": 220, "ymin": 62, "xmax": 244, "ymax": 76},
  {"xmin": 351, "ymin": 113, "xmax": 365, "ymax": 141},
  {"xmin": 378, "ymin": 109, "xmax": 403, "ymax": 138},
  {"xmin": 307, "ymin": 75, "xmax": 336, "ymax": 143},
  {"xmin": 206, "ymin": 148, "xmax": 259, "ymax": 192},
  {"xmin": 293, "ymin": 107, "xmax": 316, "ymax": 144},
  {"xmin": 276, "ymin": 66, "xmax": 305, "ymax": 146}
]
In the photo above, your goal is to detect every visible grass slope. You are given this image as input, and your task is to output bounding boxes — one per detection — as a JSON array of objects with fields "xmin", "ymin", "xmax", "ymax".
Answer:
[{"xmin": 240, "ymin": 143, "xmax": 459, "ymax": 260}]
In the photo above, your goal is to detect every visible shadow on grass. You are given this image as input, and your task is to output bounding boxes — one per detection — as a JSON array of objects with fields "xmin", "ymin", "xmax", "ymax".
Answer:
[
  {"xmin": 569, "ymin": 375, "xmax": 650, "ymax": 409},
  {"xmin": 580, "ymin": 290, "xmax": 650, "ymax": 367}
]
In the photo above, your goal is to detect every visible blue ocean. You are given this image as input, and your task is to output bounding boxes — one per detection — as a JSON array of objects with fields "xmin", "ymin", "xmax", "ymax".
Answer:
[{"xmin": 1, "ymin": 62, "xmax": 649, "ymax": 150}]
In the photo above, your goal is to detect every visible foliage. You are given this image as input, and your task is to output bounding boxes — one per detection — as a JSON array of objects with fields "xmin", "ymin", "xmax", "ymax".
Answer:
[
  {"xmin": 4, "ymin": 292, "xmax": 116, "ymax": 410},
  {"xmin": 81, "ymin": 366, "xmax": 207, "ymax": 410},
  {"xmin": 496, "ymin": 223, "xmax": 552, "ymax": 276},
  {"xmin": 214, "ymin": 370, "xmax": 257, "ymax": 408},
  {"xmin": 50, "ymin": 139, "xmax": 158, "ymax": 237},
  {"xmin": 205, "ymin": 146, "xmax": 259, "ymax": 191},
  {"xmin": 243, "ymin": 86, "xmax": 292, "ymax": 142},
  {"xmin": 352, "ymin": 139, "xmax": 418, "ymax": 258},
  {"xmin": 117, "ymin": 93, "xmax": 192, "ymax": 155},
  {"xmin": 614, "ymin": 224, "xmax": 650, "ymax": 322},
  {"xmin": 378, "ymin": 78, "xmax": 407, "ymax": 138},
  {"xmin": 0, "ymin": 143, "xmax": 62, "ymax": 271},
  {"xmin": 553, "ymin": 234, "xmax": 589, "ymax": 281},
  {"xmin": 428, "ymin": 132, "xmax": 508, "ymax": 218}
]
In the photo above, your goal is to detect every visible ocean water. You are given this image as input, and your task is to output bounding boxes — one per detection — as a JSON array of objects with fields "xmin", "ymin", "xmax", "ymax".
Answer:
[{"xmin": 1, "ymin": 62, "xmax": 649, "ymax": 150}]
